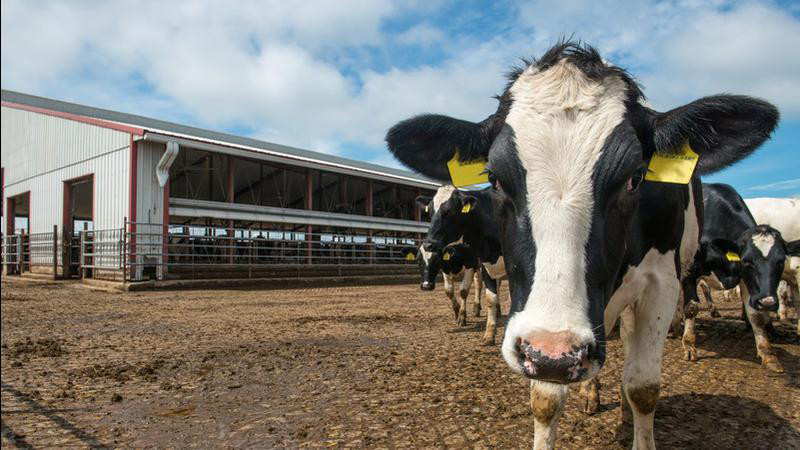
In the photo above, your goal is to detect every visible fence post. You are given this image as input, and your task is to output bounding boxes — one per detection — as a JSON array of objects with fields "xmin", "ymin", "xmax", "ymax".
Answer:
[
  {"xmin": 16, "ymin": 233, "xmax": 23, "ymax": 274},
  {"xmin": 53, "ymin": 225, "xmax": 58, "ymax": 279},
  {"xmin": 122, "ymin": 219, "xmax": 127, "ymax": 282},
  {"xmin": 79, "ymin": 230, "xmax": 86, "ymax": 279}
]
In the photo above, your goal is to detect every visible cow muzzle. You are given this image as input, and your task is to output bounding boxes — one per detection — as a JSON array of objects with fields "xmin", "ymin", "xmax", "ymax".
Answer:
[
  {"xmin": 515, "ymin": 331, "xmax": 594, "ymax": 383},
  {"xmin": 751, "ymin": 295, "xmax": 778, "ymax": 312}
]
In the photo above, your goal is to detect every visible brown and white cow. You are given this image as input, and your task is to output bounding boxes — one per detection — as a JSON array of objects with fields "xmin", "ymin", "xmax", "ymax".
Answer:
[{"xmin": 387, "ymin": 42, "xmax": 778, "ymax": 449}]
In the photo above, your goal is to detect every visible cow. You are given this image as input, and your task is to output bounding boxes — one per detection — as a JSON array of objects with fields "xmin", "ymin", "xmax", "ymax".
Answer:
[
  {"xmin": 386, "ymin": 41, "xmax": 778, "ymax": 449},
  {"xmin": 745, "ymin": 197, "xmax": 800, "ymax": 321},
  {"xmin": 680, "ymin": 183, "xmax": 788, "ymax": 371},
  {"xmin": 415, "ymin": 185, "xmax": 506, "ymax": 344},
  {"xmin": 404, "ymin": 243, "xmax": 484, "ymax": 325}
]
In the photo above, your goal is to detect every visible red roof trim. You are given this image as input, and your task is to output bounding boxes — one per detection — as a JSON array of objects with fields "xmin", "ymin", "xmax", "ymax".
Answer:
[{"xmin": 1, "ymin": 101, "xmax": 145, "ymax": 135}]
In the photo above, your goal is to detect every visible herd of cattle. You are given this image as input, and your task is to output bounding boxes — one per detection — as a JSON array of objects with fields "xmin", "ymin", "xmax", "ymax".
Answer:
[{"xmin": 383, "ymin": 41, "xmax": 797, "ymax": 449}]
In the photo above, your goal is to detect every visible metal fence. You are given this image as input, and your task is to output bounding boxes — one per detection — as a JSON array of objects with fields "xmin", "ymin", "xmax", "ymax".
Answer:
[{"xmin": 3, "ymin": 222, "xmax": 421, "ymax": 282}]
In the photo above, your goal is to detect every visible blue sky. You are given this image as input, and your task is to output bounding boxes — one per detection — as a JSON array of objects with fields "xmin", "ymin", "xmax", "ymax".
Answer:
[{"xmin": 2, "ymin": 0, "xmax": 798, "ymax": 197}]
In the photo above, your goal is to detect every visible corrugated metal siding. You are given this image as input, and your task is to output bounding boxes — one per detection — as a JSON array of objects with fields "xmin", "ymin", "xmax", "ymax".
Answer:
[
  {"xmin": 136, "ymin": 141, "xmax": 165, "ymax": 225},
  {"xmin": 1, "ymin": 106, "xmax": 130, "ymax": 186},
  {"xmin": 2, "ymin": 148, "xmax": 130, "ymax": 234}
]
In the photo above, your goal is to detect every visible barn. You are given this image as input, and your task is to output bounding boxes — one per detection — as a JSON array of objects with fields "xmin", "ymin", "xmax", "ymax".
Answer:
[{"xmin": 1, "ymin": 89, "xmax": 437, "ymax": 282}]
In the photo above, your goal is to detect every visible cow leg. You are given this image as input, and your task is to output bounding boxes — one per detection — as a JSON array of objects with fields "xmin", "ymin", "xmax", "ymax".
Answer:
[
  {"xmin": 681, "ymin": 283, "xmax": 699, "ymax": 362},
  {"xmin": 471, "ymin": 270, "xmax": 483, "ymax": 316},
  {"xmin": 443, "ymin": 274, "xmax": 460, "ymax": 321},
  {"xmin": 618, "ymin": 305, "xmax": 635, "ymax": 425},
  {"xmin": 481, "ymin": 274, "xmax": 500, "ymax": 346},
  {"xmin": 741, "ymin": 284, "xmax": 783, "ymax": 373},
  {"xmin": 578, "ymin": 377, "xmax": 600, "ymax": 415},
  {"xmin": 530, "ymin": 381, "xmax": 568, "ymax": 450},
  {"xmin": 624, "ymin": 278, "xmax": 677, "ymax": 450},
  {"xmin": 456, "ymin": 269, "xmax": 474, "ymax": 327},
  {"xmin": 699, "ymin": 280, "xmax": 720, "ymax": 318}
]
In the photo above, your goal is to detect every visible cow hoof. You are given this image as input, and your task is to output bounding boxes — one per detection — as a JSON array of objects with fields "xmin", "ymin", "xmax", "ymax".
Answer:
[
  {"xmin": 684, "ymin": 347, "xmax": 698, "ymax": 362},
  {"xmin": 710, "ymin": 308, "xmax": 721, "ymax": 318},
  {"xmin": 762, "ymin": 356, "xmax": 784, "ymax": 373},
  {"xmin": 582, "ymin": 395, "xmax": 599, "ymax": 415},
  {"xmin": 480, "ymin": 335, "xmax": 495, "ymax": 346}
]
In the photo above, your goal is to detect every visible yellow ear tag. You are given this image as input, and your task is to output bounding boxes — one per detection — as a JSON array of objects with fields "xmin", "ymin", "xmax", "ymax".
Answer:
[
  {"xmin": 461, "ymin": 203, "xmax": 471, "ymax": 214},
  {"xmin": 644, "ymin": 141, "xmax": 699, "ymax": 184},
  {"xmin": 726, "ymin": 251, "xmax": 741, "ymax": 262},
  {"xmin": 443, "ymin": 252, "xmax": 451, "ymax": 261},
  {"xmin": 406, "ymin": 252, "xmax": 415, "ymax": 261},
  {"xmin": 447, "ymin": 148, "xmax": 488, "ymax": 187}
]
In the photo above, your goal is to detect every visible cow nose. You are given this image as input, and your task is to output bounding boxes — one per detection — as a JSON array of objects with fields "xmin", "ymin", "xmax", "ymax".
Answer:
[
  {"xmin": 754, "ymin": 296, "xmax": 778, "ymax": 311},
  {"xmin": 517, "ymin": 331, "xmax": 593, "ymax": 383},
  {"xmin": 421, "ymin": 281, "xmax": 434, "ymax": 291}
]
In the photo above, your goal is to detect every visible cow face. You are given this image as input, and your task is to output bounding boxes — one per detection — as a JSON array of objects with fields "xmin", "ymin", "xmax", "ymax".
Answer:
[
  {"xmin": 386, "ymin": 42, "xmax": 778, "ymax": 384},
  {"xmin": 417, "ymin": 240, "xmax": 443, "ymax": 290},
  {"xmin": 421, "ymin": 186, "xmax": 478, "ymax": 247},
  {"xmin": 732, "ymin": 225, "xmax": 786, "ymax": 311},
  {"xmin": 704, "ymin": 238, "xmax": 743, "ymax": 290}
]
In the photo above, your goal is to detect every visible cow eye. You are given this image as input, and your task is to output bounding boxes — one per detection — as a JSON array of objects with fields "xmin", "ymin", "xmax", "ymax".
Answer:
[{"xmin": 626, "ymin": 167, "xmax": 645, "ymax": 193}]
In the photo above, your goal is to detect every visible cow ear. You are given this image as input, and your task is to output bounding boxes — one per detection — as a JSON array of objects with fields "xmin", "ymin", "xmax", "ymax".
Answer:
[
  {"xmin": 416, "ymin": 195, "xmax": 433, "ymax": 211},
  {"xmin": 460, "ymin": 195, "xmax": 478, "ymax": 214},
  {"xmin": 386, "ymin": 114, "xmax": 497, "ymax": 182},
  {"xmin": 710, "ymin": 238, "xmax": 741, "ymax": 261},
  {"xmin": 786, "ymin": 239, "xmax": 800, "ymax": 257},
  {"xmin": 650, "ymin": 95, "xmax": 778, "ymax": 175}
]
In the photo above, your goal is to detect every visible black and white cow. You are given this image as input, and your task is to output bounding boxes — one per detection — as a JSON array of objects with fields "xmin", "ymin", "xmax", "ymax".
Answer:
[
  {"xmin": 416, "ymin": 185, "xmax": 506, "ymax": 344},
  {"xmin": 405, "ymin": 243, "xmax": 483, "ymax": 325},
  {"xmin": 680, "ymin": 183, "xmax": 787, "ymax": 371},
  {"xmin": 387, "ymin": 42, "xmax": 778, "ymax": 449},
  {"xmin": 745, "ymin": 197, "xmax": 800, "ymax": 322}
]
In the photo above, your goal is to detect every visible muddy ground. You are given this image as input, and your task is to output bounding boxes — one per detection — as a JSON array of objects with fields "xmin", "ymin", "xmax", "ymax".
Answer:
[{"xmin": 1, "ymin": 277, "xmax": 799, "ymax": 449}]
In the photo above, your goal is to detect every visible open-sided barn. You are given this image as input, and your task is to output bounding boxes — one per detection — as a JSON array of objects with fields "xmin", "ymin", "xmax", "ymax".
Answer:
[{"xmin": 1, "ymin": 89, "xmax": 437, "ymax": 282}]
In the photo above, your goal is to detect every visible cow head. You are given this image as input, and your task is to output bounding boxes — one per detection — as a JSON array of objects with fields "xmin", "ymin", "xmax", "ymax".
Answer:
[
  {"xmin": 386, "ymin": 42, "xmax": 778, "ymax": 384},
  {"xmin": 716, "ymin": 225, "xmax": 786, "ymax": 311}
]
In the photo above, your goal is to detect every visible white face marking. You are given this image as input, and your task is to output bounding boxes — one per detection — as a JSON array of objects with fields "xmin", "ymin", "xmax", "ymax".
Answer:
[
  {"xmin": 752, "ymin": 232, "xmax": 775, "ymax": 258},
  {"xmin": 502, "ymin": 59, "xmax": 629, "ymax": 347},
  {"xmin": 432, "ymin": 185, "xmax": 457, "ymax": 213},
  {"xmin": 419, "ymin": 245, "xmax": 433, "ymax": 264}
]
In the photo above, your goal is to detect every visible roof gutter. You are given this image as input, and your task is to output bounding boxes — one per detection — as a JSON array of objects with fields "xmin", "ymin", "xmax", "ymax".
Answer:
[{"xmin": 156, "ymin": 141, "xmax": 179, "ymax": 187}]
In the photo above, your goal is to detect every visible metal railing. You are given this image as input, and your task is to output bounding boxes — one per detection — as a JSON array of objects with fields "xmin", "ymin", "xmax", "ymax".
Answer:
[
  {"xmin": 123, "ymin": 222, "xmax": 420, "ymax": 281},
  {"xmin": 3, "ymin": 222, "xmax": 422, "ymax": 282}
]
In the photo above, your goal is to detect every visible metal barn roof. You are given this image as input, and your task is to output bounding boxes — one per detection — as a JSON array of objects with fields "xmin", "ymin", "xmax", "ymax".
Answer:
[{"xmin": 1, "ymin": 89, "xmax": 438, "ymax": 188}]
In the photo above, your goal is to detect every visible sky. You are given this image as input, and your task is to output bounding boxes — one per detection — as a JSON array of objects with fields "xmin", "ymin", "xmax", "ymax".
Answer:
[{"xmin": 2, "ymin": 0, "xmax": 799, "ymax": 198}]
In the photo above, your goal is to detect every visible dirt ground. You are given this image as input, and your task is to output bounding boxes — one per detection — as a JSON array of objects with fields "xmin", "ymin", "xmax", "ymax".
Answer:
[{"xmin": 1, "ymin": 277, "xmax": 799, "ymax": 449}]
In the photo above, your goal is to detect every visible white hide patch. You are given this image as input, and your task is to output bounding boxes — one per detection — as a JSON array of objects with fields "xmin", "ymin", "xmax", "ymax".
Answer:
[
  {"xmin": 483, "ymin": 256, "xmax": 507, "ymax": 280},
  {"xmin": 679, "ymin": 183, "xmax": 700, "ymax": 277},
  {"xmin": 503, "ymin": 59, "xmax": 629, "ymax": 344},
  {"xmin": 432, "ymin": 185, "xmax": 457, "ymax": 213},
  {"xmin": 752, "ymin": 232, "xmax": 775, "ymax": 258}
]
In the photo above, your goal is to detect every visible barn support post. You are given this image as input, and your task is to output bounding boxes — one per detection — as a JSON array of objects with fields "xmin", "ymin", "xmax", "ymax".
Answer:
[
  {"xmin": 305, "ymin": 169, "xmax": 314, "ymax": 264},
  {"xmin": 227, "ymin": 156, "xmax": 235, "ymax": 264},
  {"xmin": 62, "ymin": 227, "xmax": 71, "ymax": 278},
  {"xmin": 16, "ymin": 232, "xmax": 23, "ymax": 274},
  {"xmin": 367, "ymin": 180, "xmax": 374, "ymax": 264},
  {"xmin": 52, "ymin": 225, "xmax": 58, "ymax": 280},
  {"xmin": 162, "ymin": 174, "xmax": 170, "ymax": 280},
  {"xmin": 79, "ymin": 229, "xmax": 86, "ymax": 279}
]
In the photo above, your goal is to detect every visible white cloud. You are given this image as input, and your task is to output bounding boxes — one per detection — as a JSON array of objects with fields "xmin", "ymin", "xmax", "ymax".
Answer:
[
  {"xmin": 2, "ymin": 0, "xmax": 798, "ymax": 165},
  {"xmin": 747, "ymin": 178, "xmax": 800, "ymax": 192},
  {"xmin": 396, "ymin": 23, "xmax": 445, "ymax": 46}
]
